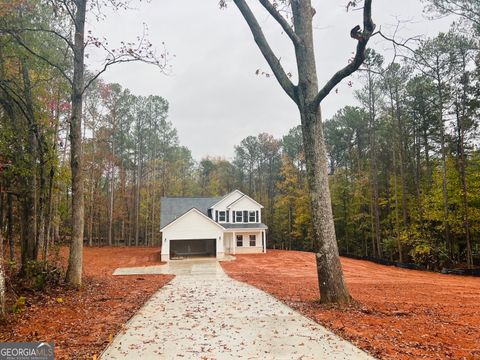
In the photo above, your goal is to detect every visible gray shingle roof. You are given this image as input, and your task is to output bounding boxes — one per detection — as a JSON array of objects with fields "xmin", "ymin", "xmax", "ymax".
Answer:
[
  {"xmin": 160, "ymin": 196, "xmax": 222, "ymax": 229},
  {"xmin": 222, "ymin": 223, "xmax": 268, "ymax": 229}
]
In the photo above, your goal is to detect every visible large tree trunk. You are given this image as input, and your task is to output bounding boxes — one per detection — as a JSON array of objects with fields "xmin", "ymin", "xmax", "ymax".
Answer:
[
  {"xmin": 368, "ymin": 71, "xmax": 382, "ymax": 258},
  {"xmin": 108, "ymin": 158, "xmax": 114, "ymax": 247},
  {"xmin": 413, "ymin": 115, "xmax": 425, "ymax": 225},
  {"xmin": 457, "ymin": 54, "xmax": 472, "ymax": 268},
  {"xmin": 20, "ymin": 195, "xmax": 36, "ymax": 267},
  {"xmin": 88, "ymin": 125, "xmax": 96, "ymax": 247},
  {"xmin": 423, "ymin": 127, "xmax": 431, "ymax": 182},
  {"xmin": 134, "ymin": 149, "xmax": 141, "ymax": 246},
  {"xmin": 6, "ymin": 192, "xmax": 14, "ymax": 261},
  {"xmin": 44, "ymin": 97, "xmax": 61, "ymax": 261},
  {"xmin": 65, "ymin": 0, "xmax": 87, "ymax": 287},
  {"xmin": 36, "ymin": 172, "xmax": 46, "ymax": 260},
  {"xmin": 0, "ymin": 230, "xmax": 5, "ymax": 318},
  {"xmin": 20, "ymin": 60, "xmax": 38, "ymax": 267},
  {"xmin": 88, "ymin": 175, "xmax": 95, "ymax": 247},
  {"xmin": 43, "ymin": 167, "xmax": 54, "ymax": 261},
  {"xmin": 301, "ymin": 108, "xmax": 350, "ymax": 304},
  {"xmin": 292, "ymin": 0, "xmax": 350, "ymax": 303},
  {"xmin": 456, "ymin": 105, "xmax": 472, "ymax": 268},
  {"xmin": 392, "ymin": 146, "xmax": 403, "ymax": 262},
  {"xmin": 395, "ymin": 88, "xmax": 409, "ymax": 231},
  {"xmin": 22, "ymin": 59, "xmax": 49, "ymax": 261},
  {"xmin": 388, "ymin": 93, "xmax": 403, "ymax": 262},
  {"xmin": 435, "ymin": 69, "xmax": 451, "ymax": 260},
  {"xmin": 343, "ymin": 166, "xmax": 350, "ymax": 254},
  {"xmin": 459, "ymin": 125, "xmax": 472, "ymax": 268}
]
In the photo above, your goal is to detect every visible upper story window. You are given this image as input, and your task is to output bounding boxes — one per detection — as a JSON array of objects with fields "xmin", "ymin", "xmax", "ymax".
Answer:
[
  {"xmin": 219, "ymin": 211, "xmax": 226, "ymax": 222},
  {"xmin": 233, "ymin": 210, "xmax": 259, "ymax": 223},
  {"xmin": 235, "ymin": 211, "xmax": 243, "ymax": 223}
]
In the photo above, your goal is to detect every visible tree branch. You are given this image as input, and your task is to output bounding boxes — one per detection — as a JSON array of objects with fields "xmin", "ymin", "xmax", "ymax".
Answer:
[
  {"xmin": 313, "ymin": 0, "xmax": 375, "ymax": 108},
  {"xmin": 3, "ymin": 30, "xmax": 73, "ymax": 86},
  {"xmin": 427, "ymin": 0, "xmax": 480, "ymax": 27},
  {"xmin": 83, "ymin": 58, "xmax": 158, "ymax": 94},
  {"xmin": 82, "ymin": 32, "xmax": 167, "ymax": 93},
  {"xmin": 0, "ymin": 82, "xmax": 32, "ymax": 128},
  {"xmin": 8, "ymin": 27, "xmax": 75, "ymax": 50},
  {"xmin": 258, "ymin": 0, "xmax": 300, "ymax": 46},
  {"xmin": 233, "ymin": 0, "xmax": 298, "ymax": 103}
]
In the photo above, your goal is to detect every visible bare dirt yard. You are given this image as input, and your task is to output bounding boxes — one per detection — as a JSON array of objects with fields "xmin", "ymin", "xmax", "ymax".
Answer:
[
  {"xmin": 221, "ymin": 250, "xmax": 480, "ymax": 360},
  {"xmin": 0, "ymin": 247, "xmax": 173, "ymax": 359}
]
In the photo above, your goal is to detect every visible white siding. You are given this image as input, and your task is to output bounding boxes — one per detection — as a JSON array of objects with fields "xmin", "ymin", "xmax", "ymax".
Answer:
[{"xmin": 229, "ymin": 196, "xmax": 262, "ymax": 223}]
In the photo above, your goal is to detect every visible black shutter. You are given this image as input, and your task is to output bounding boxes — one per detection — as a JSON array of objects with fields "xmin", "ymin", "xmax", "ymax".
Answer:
[
  {"xmin": 226, "ymin": 211, "xmax": 229, "ymax": 222},
  {"xmin": 233, "ymin": 211, "xmax": 235, "ymax": 223},
  {"xmin": 243, "ymin": 210, "xmax": 248, "ymax": 223},
  {"xmin": 216, "ymin": 211, "xmax": 218, "ymax": 222},
  {"xmin": 256, "ymin": 211, "xmax": 259, "ymax": 223},
  {"xmin": 208, "ymin": 209, "xmax": 212, "ymax": 219}
]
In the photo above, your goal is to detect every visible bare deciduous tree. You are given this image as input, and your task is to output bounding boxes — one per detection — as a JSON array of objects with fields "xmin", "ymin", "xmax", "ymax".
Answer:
[{"xmin": 228, "ymin": 0, "xmax": 375, "ymax": 303}]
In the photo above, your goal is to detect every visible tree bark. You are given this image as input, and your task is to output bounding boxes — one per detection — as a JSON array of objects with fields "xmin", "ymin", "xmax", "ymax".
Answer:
[
  {"xmin": 367, "ymin": 70, "xmax": 382, "ymax": 258},
  {"xmin": 0, "ymin": 229, "xmax": 5, "ymax": 318},
  {"xmin": 65, "ymin": 0, "xmax": 87, "ymax": 287},
  {"xmin": 434, "ymin": 63, "xmax": 451, "ymax": 259},
  {"xmin": 6, "ymin": 192, "xmax": 14, "ymax": 261},
  {"xmin": 395, "ymin": 86, "xmax": 409, "ymax": 230},
  {"xmin": 43, "ymin": 167, "xmax": 54, "ymax": 261},
  {"xmin": 301, "ymin": 108, "xmax": 351, "ymax": 303},
  {"xmin": 108, "ymin": 154, "xmax": 115, "ymax": 247},
  {"xmin": 458, "ymin": 118, "xmax": 472, "ymax": 268},
  {"xmin": 413, "ymin": 114, "xmax": 425, "ymax": 226},
  {"xmin": 88, "ymin": 132, "xmax": 95, "ymax": 247},
  {"xmin": 19, "ymin": 60, "xmax": 39, "ymax": 267},
  {"xmin": 21, "ymin": 59, "xmax": 49, "ymax": 261},
  {"xmin": 392, "ymin": 138, "xmax": 403, "ymax": 262},
  {"xmin": 387, "ymin": 86, "xmax": 403, "ymax": 262},
  {"xmin": 134, "ymin": 138, "xmax": 141, "ymax": 246},
  {"xmin": 457, "ymin": 52, "xmax": 472, "ymax": 268}
]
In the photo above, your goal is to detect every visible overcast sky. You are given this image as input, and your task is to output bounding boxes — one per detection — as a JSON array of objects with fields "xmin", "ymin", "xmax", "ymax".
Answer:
[{"xmin": 87, "ymin": 0, "xmax": 454, "ymax": 160}]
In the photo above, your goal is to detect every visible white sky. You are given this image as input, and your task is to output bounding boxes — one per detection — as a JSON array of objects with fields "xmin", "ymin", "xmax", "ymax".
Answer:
[{"xmin": 87, "ymin": 0, "xmax": 455, "ymax": 160}]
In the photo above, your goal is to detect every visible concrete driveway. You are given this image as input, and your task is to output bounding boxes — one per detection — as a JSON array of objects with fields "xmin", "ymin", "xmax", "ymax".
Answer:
[{"xmin": 101, "ymin": 259, "xmax": 374, "ymax": 360}]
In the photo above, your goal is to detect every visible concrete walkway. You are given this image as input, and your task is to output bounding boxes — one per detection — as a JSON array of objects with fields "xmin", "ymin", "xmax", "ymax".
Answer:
[{"xmin": 102, "ymin": 260, "xmax": 374, "ymax": 360}]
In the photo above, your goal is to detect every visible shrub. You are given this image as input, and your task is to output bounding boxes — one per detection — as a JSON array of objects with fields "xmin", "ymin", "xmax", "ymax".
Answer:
[
  {"xmin": 23, "ymin": 260, "xmax": 63, "ymax": 290},
  {"xmin": 410, "ymin": 242, "xmax": 448, "ymax": 270},
  {"xmin": 12, "ymin": 296, "xmax": 26, "ymax": 314}
]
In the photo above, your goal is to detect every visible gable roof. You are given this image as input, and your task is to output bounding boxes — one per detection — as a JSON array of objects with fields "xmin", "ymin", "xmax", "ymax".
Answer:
[
  {"xmin": 160, "ymin": 196, "xmax": 222, "ymax": 229},
  {"xmin": 208, "ymin": 189, "xmax": 244, "ymax": 209},
  {"xmin": 160, "ymin": 207, "xmax": 225, "ymax": 231},
  {"xmin": 226, "ymin": 193, "xmax": 264, "ymax": 209}
]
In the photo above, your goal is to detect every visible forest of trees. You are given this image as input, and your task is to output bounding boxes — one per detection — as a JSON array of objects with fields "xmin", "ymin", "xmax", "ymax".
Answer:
[
  {"xmin": 327, "ymin": 42, "xmax": 480, "ymax": 269},
  {"xmin": 0, "ymin": 0, "xmax": 479, "ymax": 314}
]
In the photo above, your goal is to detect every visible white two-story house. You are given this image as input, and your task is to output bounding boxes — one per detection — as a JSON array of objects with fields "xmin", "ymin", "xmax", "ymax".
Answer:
[{"xmin": 160, "ymin": 190, "xmax": 267, "ymax": 261}]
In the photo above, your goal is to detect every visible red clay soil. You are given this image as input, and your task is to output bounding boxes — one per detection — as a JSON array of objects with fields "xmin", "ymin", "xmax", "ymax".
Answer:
[
  {"xmin": 0, "ymin": 247, "xmax": 173, "ymax": 359},
  {"xmin": 221, "ymin": 250, "xmax": 480, "ymax": 360}
]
